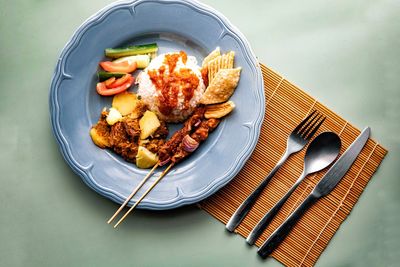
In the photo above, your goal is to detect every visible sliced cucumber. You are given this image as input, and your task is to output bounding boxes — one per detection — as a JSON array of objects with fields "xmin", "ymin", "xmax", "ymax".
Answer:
[
  {"xmin": 105, "ymin": 43, "xmax": 158, "ymax": 58},
  {"xmin": 97, "ymin": 71, "xmax": 125, "ymax": 81},
  {"xmin": 113, "ymin": 54, "xmax": 150, "ymax": 69},
  {"xmin": 148, "ymin": 52, "xmax": 158, "ymax": 60}
]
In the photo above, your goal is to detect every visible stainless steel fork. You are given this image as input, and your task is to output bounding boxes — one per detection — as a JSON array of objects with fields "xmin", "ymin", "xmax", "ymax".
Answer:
[{"xmin": 226, "ymin": 110, "xmax": 326, "ymax": 232}]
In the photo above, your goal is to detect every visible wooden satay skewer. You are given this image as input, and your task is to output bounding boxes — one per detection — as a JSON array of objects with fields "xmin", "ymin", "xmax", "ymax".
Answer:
[
  {"xmin": 108, "ymin": 124, "xmax": 192, "ymax": 225},
  {"xmin": 113, "ymin": 163, "xmax": 174, "ymax": 228},
  {"xmin": 110, "ymin": 108, "xmax": 206, "ymax": 227},
  {"xmin": 107, "ymin": 162, "xmax": 159, "ymax": 224}
]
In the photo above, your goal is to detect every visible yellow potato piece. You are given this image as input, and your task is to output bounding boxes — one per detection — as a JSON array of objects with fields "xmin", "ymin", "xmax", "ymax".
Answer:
[
  {"xmin": 89, "ymin": 128, "xmax": 110, "ymax": 149},
  {"xmin": 136, "ymin": 146, "xmax": 158, "ymax": 169},
  {"xmin": 128, "ymin": 100, "xmax": 146, "ymax": 119},
  {"xmin": 139, "ymin": 111, "xmax": 161, "ymax": 139},
  {"xmin": 106, "ymin": 107, "xmax": 122, "ymax": 125},
  {"xmin": 200, "ymin": 68, "xmax": 241, "ymax": 105},
  {"xmin": 112, "ymin": 92, "xmax": 138, "ymax": 116}
]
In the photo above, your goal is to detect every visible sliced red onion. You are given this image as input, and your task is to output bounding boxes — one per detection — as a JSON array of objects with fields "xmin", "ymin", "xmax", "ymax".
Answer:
[
  {"xmin": 182, "ymin": 135, "xmax": 199, "ymax": 153},
  {"xmin": 194, "ymin": 120, "xmax": 201, "ymax": 127},
  {"xmin": 159, "ymin": 157, "xmax": 171, "ymax": 166}
]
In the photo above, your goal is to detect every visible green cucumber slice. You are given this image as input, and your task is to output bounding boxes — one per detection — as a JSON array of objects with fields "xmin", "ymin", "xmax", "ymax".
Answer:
[{"xmin": 105, "ymin": 43, "xmax": 158, "ymax": 58}]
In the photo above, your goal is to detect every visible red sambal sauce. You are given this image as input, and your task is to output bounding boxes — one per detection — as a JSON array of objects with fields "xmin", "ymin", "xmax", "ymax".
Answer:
[{"xmin": 148, "ymin": 51, "xmax": 199, "ymax": 115}]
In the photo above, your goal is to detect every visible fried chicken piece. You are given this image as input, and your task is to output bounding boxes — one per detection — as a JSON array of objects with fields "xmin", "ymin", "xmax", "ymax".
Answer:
[
  {"xmin": 152, "ymin": 120, "xmax": 169, "ymax": 139},
  {"xmin": 109, "ymin": 121, "xmax": 139, "ymax": 163},
  {"xmin": 109, "ymin": 122, "xmax": 128, "ymax": 148},
  {"xmin": 123, "ymin": 117, "xmax": 141, "ymax": 142},
  {"xmin": 118, "ymin": 142, "xmax": 139, "ymax": 163},
  {"xmin": 143, "ymin": 139, "xmax": 166, "ymax": 154}
]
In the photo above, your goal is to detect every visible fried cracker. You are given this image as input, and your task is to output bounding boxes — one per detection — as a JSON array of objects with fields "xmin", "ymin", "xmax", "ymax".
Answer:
[
  {"xmin": 207, "ymin": 51, "xmax": 236, "ymax": 83},
  {"xmin": 202, "ymin": 47, "xmax": 221, "ymax": 67},
  {"xmin": 200, "ymin": 68, "xmax": 242, "ymax": 105}
]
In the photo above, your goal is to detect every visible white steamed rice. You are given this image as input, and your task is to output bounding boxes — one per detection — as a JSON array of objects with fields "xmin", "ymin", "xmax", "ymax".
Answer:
[{"xmin": 136, "ymin": 52, "xmax": 205, "ymax": 123}]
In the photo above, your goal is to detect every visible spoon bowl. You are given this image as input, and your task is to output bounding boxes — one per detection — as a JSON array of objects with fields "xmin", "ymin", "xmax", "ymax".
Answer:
[{"xmin": 304, "ymin": 132, "xmax": 341, "ymax": 174}]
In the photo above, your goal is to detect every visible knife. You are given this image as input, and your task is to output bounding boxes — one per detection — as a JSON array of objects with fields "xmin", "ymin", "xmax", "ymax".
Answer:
[{"xmin": 257, "ymin": 127, "xmax": 370, "ymax": 258}]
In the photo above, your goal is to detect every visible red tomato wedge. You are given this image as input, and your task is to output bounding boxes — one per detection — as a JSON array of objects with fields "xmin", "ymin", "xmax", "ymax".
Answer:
[
  {"xmin": 104, "ymin": 77, "xmax": 116, "ymax": 87},
  {"xmin": 107, "ymin": 74, "xmax": 131, "ymax": 88},
  {"xmin": 96, "ymin": 75, "xmax": 134, "ymax": 96},
  {"xmin": 99, "ymin": 61, "xmax": 137, "ymax": 73}
]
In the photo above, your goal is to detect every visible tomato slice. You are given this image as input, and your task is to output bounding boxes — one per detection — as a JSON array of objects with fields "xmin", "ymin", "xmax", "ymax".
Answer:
[
  {"xmin": 99, "ymin": 61, "xmax": 137, "ymax": 73},
  {"xmin": 107, "ymin": 74, "xmax": 131, "ymax": 88},
  {"xmin": 96, "ymin": 76, "xmax": 135, "ymax": 96},
  {"xmin": 104, "ymin": 77, "xmax": 116, "ymax": 87}
]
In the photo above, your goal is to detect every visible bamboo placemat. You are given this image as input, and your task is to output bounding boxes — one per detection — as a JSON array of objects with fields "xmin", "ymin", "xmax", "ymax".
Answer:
[{"xmin": 199, "ymin": 63, "xmax": 387, "ymax": 267}]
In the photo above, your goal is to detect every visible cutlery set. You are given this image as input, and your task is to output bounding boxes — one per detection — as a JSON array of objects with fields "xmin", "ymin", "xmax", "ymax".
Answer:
[{"xmin": 226, "ymin": 111, "xmax": 370, "ymax": 258}]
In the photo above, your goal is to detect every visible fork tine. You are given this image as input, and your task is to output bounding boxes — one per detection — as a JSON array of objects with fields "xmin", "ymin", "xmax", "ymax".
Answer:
[
  {"xmin": 306, "ymin": 116, "xmax": 326, "ymax": 139},
  {"xmin": 297, "ymin": 111, "xmax": 319, "ymax": 136},
  {"xmin": 302, "ymin": 115, "xmax": 326, "ymax": 140},
  {"xmin": 301, "ymin": 114, "xmax": 322, "ymax": 136},
  {"xmin": 293, "ymin": 110, "xmax": 317, "ymax": 134}
]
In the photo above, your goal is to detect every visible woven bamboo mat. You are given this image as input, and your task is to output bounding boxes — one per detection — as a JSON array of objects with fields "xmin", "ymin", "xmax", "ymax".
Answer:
[{"xmin": 199, "ymin": 63, "xmax": 387, "ymax": 267}]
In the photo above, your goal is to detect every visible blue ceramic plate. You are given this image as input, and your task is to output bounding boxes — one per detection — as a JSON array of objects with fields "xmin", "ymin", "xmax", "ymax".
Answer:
[{"xmin": 49, "ymin": 0, "xmax": 264, "ymax": 210}]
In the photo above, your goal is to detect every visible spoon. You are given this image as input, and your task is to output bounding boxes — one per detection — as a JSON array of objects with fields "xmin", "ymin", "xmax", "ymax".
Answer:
[{"xmin": 246, "ymin": 131, "xmax": 341, "ymax": 245}]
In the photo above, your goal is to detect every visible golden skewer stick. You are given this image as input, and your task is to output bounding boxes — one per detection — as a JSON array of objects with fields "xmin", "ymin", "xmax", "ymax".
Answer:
[
  {"xmin": 113, "ymin": 163, "xmax": 174, "ymax": 228},
  {"xmin": 107, "ymin": 163, "xmax": 159, "ymax": 224}
]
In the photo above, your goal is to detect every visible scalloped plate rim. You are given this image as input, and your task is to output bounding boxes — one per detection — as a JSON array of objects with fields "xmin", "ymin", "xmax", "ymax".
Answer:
[{"xmin": 49, "ymin": 0, "xmax": 265, "ymax": 210}]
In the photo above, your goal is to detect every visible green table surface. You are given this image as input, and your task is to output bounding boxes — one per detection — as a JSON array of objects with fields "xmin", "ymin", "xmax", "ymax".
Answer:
[{"xmin": 1, "ymin": 0, "xmax": 399, "ymax": 266}]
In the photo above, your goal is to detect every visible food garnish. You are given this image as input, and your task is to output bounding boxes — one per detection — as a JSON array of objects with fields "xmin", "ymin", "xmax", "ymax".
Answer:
[
  {"xmin": 96, "ymin": 74, "xmax": 134, "ymax": 96},
  {"xmin": 100, "ymin": 61, "xmax": 137, "ymax": 73},
  {"xmin": 105, "ymin": 43, "xmax": 158, "ymax": 58},
  {"xmin": 108, "ymin": 74, "xmax": 131, "ymax": 88},
  {"xmin": 104, "ymin": 77, "xmax": 116, "ymax": 87},
  {"xmin": 113, "ymin": 54, "xmax": 150, "ymax": 69},
  {"xmin": 182, "ymin": 135, "xmax": 199, "ymax": 153},
  {"xmin": 98, "ymin": 71, "xmax": 126, "ymax": 81}
]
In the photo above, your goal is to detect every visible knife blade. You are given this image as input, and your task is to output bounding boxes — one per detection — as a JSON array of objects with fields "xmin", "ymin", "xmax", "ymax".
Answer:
[
  {"xmin": 313, "ymin": 127, "xmax": 370, "ymax": 197},
  {"xmin": 257, "ymin": 127, "xmax": 370, "ymax": 258}
]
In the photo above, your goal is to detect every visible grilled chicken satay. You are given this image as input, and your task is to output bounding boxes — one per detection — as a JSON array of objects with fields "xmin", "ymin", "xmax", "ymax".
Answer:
[
  {"xmin": 157, "ymin": 107, "xmax": 205, "ymax": 165},
  {"xmin": 171, "ymin": 118, "xmax": 220, "ymax": 164}
]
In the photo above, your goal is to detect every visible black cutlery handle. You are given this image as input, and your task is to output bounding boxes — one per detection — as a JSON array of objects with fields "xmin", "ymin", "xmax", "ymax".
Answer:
[
  {"xmin": 226, "ymin": 153, "xmax": 289, "ymax": 232},
  {"xmin": 257, "ymin": 193, "xmax": 318, "ymax": 258},
  {"xmin": 246, "ymin": 183, "xmax": 298, "ymax": 245}
]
